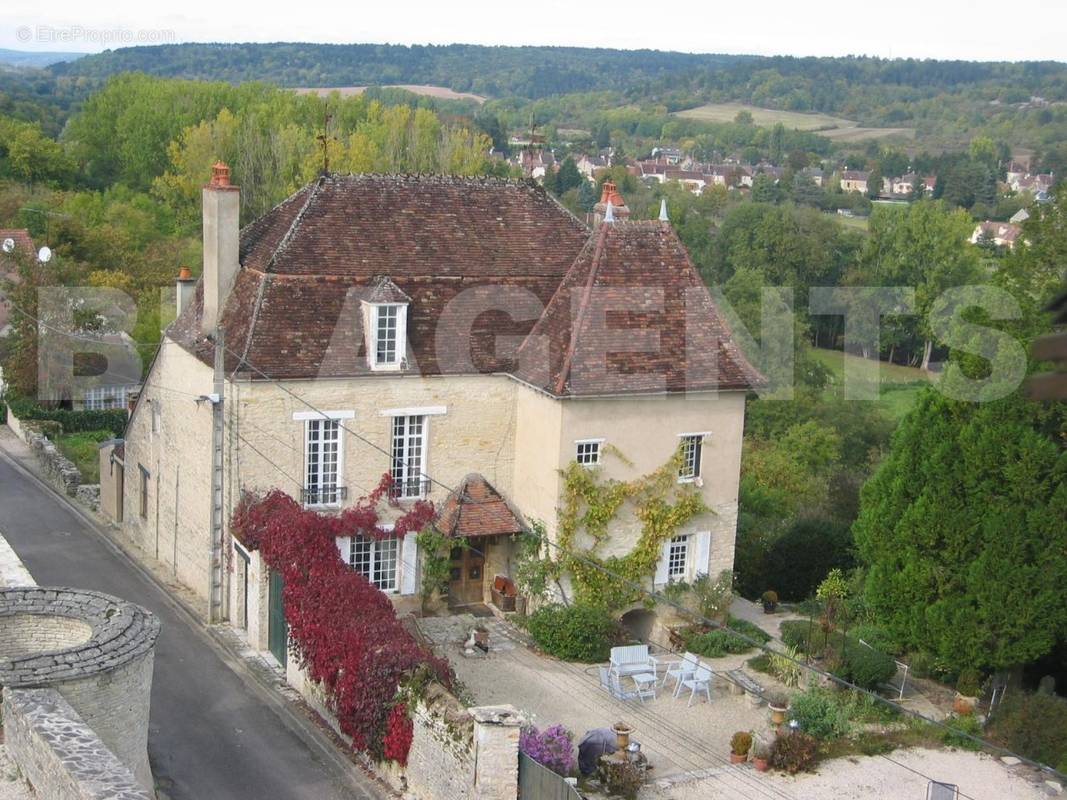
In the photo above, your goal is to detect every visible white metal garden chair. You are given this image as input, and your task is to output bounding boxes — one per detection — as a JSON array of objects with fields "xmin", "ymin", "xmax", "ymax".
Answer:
[
  {"xmin": 679, "ymin": 665, "xmax": 714, "ymax": 707},
  {"xmin": 662, "ymin": 652, "xmax": 701, "ymax": 697}
]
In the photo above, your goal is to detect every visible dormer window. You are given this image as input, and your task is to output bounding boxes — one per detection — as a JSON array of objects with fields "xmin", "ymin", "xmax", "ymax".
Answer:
[{"xmin": 366, "ymin": 302, "xmax": 408, "ymax": 370}]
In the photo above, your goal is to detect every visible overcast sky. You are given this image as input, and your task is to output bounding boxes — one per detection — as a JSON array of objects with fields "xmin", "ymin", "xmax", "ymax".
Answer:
[{"xmin": 2, "ymin": 0, "xmax": 1065, "ymax": 62}]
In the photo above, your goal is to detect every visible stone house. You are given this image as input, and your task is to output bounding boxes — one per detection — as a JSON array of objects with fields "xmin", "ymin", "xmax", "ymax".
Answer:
[
  {"xmin": 839, "ymin": 170, "xmax": 870, "ymax": 194},
  {"xmin": 100, "ymin": 164, "xmax": 759, "ymax": 665}
]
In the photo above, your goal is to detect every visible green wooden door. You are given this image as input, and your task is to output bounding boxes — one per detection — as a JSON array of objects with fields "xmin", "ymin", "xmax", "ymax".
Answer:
[{"xmin": 268, "ymin": 570, "xmax": 287, "ymax": 667}]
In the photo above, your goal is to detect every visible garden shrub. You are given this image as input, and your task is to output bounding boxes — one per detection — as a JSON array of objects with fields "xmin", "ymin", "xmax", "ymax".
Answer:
[
  {"xmin": 760, "ymin": 516, "xmax": 854, "ymax": 601},
  {"xmin": 839, "ymin": 640, "xmax": 897, "ymax": 690},
  {"xmin": 526, "ymin": 603, "xmax": 617, "ymax": 663},
  {"xmin": 681, "ymin": 615, "xmax": 770, "ymax": 658},
  {"xmin": 520, "ymin": 724, "xmax": 575, "ymax": 776},
  {"xmin": 987, "ymin": 691, "xmax": 1067, "ymax": 770},
  {"xmin": 780, "ymin": 620, "xmax": 827, "ymax": 654},
  {"xmin": 850, "ymin": 623, "xmax": 901, "ymax": 657},
  {"xmin": 789, "ymin": 687, "xmax": 850, "ymax": 740},
  {"xmin": 942, "ymin": 713, "xmax": 983, "ymax": 751},
  {"xmin": 770, "ymin": 732, "xmax": 818, "ymax": 774}
]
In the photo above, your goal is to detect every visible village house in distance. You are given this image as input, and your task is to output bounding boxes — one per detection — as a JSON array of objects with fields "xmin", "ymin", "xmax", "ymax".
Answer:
[{"xmin": 100, "ymin": 165, "xmax": 760, "ymax": 667}]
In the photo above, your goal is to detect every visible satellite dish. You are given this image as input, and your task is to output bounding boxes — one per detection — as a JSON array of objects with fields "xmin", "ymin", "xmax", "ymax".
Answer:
[
  {"xmin": 1, "ymin": 238, "xmax": 13, "ymax": 253},
  {"xmin": 37, "ymin": 246, "xmax": 52, "ymax": 263}
]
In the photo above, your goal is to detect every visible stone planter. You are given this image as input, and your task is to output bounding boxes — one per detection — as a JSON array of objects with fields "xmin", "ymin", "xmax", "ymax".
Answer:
[
  {"xmin": 613, "ymin": 723, "xmax": 634, "ymax": 750},
  {"xmin": 769, "ymin": 704, "xmax": 789, "ymax": 726}
]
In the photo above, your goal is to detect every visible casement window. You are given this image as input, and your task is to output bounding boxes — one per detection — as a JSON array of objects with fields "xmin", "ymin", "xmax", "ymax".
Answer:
[
  {"xmin": 368, "ymin": 303, "xmax": 407, "ymax": 370},
  {"xmin": 295, "ymin": 410, "xmax": 354, "ymax": 506},
  {"xmin": 391, "ymin": 415, "xmax": 427, "ymax": 499},
  {"xmin": 138, "ymin": 464, "xmax": 149, "ymax": 520},
  {"xmin": 667, "ymin": 535, "xmax": 690, "ymax": 579},
  {"xmin": 575, "ymin": 439, "xmax": 603, "ymax": 466},
  {"xmin": 83, "ymin": 384, "xmax": 131, "ymax": 411},
  {"xmin": 349, "ymin": 535, "xmax": 400, "ymax": 592},
  {"xmin": 678, "ymin": 433, "xmax": 706, "ymax": 481}
]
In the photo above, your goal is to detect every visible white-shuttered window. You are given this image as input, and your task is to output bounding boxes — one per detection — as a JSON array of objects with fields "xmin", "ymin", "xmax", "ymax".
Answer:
[
  {"xmin": 350, "ymin": 535, "xmax": 399, "ymax": 592},
  {"xmin": 667, "ymin": 535, "xmax": 689, "ymax": 579},
  {"xmin": 678, "ymin": 434, "xmax": 705, "ymax": 481}
]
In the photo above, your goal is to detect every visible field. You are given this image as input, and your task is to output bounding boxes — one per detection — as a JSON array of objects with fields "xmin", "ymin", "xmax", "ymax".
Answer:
[
  {"xmin": 809, "ymin": 347, "xmax": 932, "ymax": 419},
  {"xmin": 674, "ymin": 102, "xmax": 915, "ymax": 141},
  {"xmin": 292, "ymin": 85, "xmax": 486, "ymax": 103},
  {"xmin": 825, "ymin": 211, "xmax": 870, "ymax": 232}
]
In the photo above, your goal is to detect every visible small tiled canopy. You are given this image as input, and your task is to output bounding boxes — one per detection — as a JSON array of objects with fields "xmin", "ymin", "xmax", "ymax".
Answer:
[{"xmin": 435, "ymin": 474, "xmax": 525, "ymax": 538}]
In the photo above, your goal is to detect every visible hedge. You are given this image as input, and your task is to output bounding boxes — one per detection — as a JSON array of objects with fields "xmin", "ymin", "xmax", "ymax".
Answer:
[
  {"xmin": 5, "ymin": 395, "xmax": 126, "ymax": 437},
  {"xmin": 526, "ymin": 603, "xmax": 619, "ymax": 663}
]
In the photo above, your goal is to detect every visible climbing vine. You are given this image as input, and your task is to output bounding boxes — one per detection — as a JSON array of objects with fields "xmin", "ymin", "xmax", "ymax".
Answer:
[
  {"xmin": 229, "ymin": 473, "xmax": 449, "ymax": 763},
  {"xmin": 555, "ymin": 445, "xmax": 709, "ymax": 610}
]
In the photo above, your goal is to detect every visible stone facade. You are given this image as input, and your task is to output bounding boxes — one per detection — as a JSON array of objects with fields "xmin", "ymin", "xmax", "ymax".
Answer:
[
  {"xmin": 0, "ymin": 587, "xmax": 160, "ymax": 792},
  {"xmin": 2, "ymin": 688, "xmax": 152, "ymax": 800}
]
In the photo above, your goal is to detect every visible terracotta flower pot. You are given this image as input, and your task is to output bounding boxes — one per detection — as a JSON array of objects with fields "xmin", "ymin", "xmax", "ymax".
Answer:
[
  {"xmin": 730, "ymin": 752, "xmax": 746, "ymax": 764},
  {"xmin": 753, "ymin": 757, "xmax": 770, "ymax": 772},
  {"xmin": 769, "ymin": 706, "xmax": 788, "ymax": 726}
]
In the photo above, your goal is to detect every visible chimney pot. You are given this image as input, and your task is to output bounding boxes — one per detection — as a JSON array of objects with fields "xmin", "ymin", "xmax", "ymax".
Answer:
[{"xmin": 210, "ymin": 161, "xmax": 231, "ymax": 187}]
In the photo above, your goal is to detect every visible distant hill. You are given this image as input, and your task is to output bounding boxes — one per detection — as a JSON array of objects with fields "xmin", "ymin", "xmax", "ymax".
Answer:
[
  {"xmin": 0, "ymin": 48, "xmax": 83, "ymax": 68},
  {"xmin": 48, "ymin": 42, "xmax": 749, "ymax": 98}
]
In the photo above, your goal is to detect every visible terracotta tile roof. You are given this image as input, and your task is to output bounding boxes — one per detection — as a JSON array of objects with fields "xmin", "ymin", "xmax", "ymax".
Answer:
[
  {"xmin": 512, "ymin": 221, "xmax": 763, "ymax": 396},
  {"xmin": 170, "ymin": 174, "xmax": 760, "ymax": 393},
  {"xmin": 435, "ymin": 474, "xmax": 525, "ymax": 538}
]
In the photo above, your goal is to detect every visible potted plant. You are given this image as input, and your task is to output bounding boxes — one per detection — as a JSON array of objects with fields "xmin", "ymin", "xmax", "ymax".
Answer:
[
  {"xmin": 729, "ymin": 731, "xmax": 752, "ymax": 764},
  {"xmin": 612, "ymin": 721, "xmax": 635, "ymax": 750},
  {"xmin": 953, "ymin": 668, "xmax": 982, "ymax": 714},
  {"xmin": 761, "ymin": 590, "xmax": 779, "ymax": 614},
  {"xmin": 751, "ymin": 735, "xmax": 772, "ymax": 772},
  {"xmin": 767, "ymin": 692, "xmax": 790, "ymax": 726}
]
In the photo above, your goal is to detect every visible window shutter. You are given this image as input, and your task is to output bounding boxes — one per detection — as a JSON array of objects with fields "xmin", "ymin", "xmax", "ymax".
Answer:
[
  {"xmin": 400, "ymin": 531, "xmax": 419, "ymax": 595},
  {"xmin": 694, "ymin": 531, "xmax": 712, "ymax": 578},
  {"xmin": 653, "ymin": 539, "xmax": 672, "ymax": 586},
  {"xmin": 335, "ymin": 536, "xmax": 350, "ymax": 565}
]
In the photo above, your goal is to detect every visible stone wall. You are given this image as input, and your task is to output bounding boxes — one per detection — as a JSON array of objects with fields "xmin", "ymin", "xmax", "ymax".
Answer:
[
  {"xmin": 6, "ymin": 406, "xmax": 83, "ymax": 498},
  {"xmin": 2, "ymin": 687, "xmax": 152, "ymax": 800}
]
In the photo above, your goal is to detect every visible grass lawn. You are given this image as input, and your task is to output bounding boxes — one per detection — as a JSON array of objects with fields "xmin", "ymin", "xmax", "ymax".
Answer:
[
  {"xmin": 55, "ymin": 429, "xmax": 114, "ymax": 484},
  {"xmin": 809, "ymin": 347, "xmax": 933, "ymax": 419},
  {"xmin": 674, "ymin": 102, "xmax": 855, "ymax": 129},
  {"xmin": 825, "ymin": 212, "xmax": 870, "ymax": 233}
]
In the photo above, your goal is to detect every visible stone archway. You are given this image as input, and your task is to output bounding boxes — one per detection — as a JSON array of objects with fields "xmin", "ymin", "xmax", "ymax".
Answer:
[{"xmin": 620, "ymin": 608, "xmax": 657, "ymax": 643}]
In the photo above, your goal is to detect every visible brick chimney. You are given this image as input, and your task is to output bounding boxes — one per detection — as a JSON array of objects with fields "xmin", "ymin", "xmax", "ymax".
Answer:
[
  {"xmin": 201, "ymin": 161, "xmax": 240, "ymax": 336},
  {"xmin": 592, "ymin": 180, "xmax": 630, "ymax": 225},
  {"xmin": 175, "ymin": 265, "xmax": 196, "ymax": 317}
]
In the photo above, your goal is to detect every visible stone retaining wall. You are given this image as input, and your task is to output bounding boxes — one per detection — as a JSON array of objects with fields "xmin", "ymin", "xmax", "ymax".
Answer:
[
  {"xmin": 2, "ymin": 687, "xmax": 152, "ymax": 800},
  {"xmin": 4, "ymin": 407, "xmax": 101, "ymax": 510}
]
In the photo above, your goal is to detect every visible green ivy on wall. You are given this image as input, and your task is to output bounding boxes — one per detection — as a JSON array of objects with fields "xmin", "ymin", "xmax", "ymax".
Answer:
[{"xmin": 555, "ymin": 445, "xmax": 709, "ymax": 610}]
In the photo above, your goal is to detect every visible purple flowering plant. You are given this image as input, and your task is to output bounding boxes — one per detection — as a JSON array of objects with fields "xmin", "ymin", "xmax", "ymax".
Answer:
[{"xmin": 519, "ymin": 724, "xmax": 576, "ymax": 776}]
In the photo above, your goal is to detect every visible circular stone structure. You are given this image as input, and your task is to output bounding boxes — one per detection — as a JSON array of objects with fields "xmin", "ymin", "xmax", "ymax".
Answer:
[{"xmin": 0, "ymin": 586, "xmax": 160, "ymax": 791}]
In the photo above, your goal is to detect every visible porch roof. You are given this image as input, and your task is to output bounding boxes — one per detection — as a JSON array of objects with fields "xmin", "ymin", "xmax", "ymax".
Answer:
[{"xmin": 435, "ymin": 474, "xmax": 525, "ymax": 539}]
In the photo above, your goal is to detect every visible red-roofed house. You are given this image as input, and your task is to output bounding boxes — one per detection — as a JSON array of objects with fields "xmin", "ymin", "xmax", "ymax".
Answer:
[
  {"xmin": 971, "ymin": 220, "xmax": 1024, "ymax": 249},
  {"xmin": 103, "ymin": 167, "xmax": 760, "ymax": 663}
]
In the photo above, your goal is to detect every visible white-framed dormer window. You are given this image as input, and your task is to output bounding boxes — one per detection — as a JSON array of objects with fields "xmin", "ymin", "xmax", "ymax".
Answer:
[
  {"xmin": 349, "ymin": 532, "xmax": 400, "ymax": 592},
  {"xmin": 294, "ymin": 410, "xmax": 354, "ymax": 507},
  {"xmin": 367, "ymin": 303, "xmax": 407, "ymax": 370},
  {"xmin": 678, "ymin": 432, "xmax": 707, "ymax": 482},
  {"xmin": 667, "ymin": 535, "xmax": 690, "ymax": 579},
  {"xmin": 575, "ymin": 438, "xmax": 603, "ymax": 466}
]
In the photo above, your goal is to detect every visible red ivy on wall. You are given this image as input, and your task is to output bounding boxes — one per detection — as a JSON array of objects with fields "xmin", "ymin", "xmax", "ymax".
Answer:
[
  {"xmin": 382, "ymin": 702, "xmax": 415, "ymax": 766},
  {"xmin": 230, "ymin": 474, "xmax": 448, "ymax": 759}
]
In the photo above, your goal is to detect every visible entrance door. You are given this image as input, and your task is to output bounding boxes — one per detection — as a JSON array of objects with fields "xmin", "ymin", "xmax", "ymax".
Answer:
[
  {"xmin": 268, "ymin": 570, "xmax": 287, "ymax": 667},
  {"xmin": 449, "ymin": 545, "xmax": 485, "ymax": 607}
]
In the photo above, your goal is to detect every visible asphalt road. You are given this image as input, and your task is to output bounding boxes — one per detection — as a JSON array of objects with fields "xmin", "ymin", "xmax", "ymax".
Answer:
[{"xmin": 0, "ymin": 448, "xmax": 380, "ymax": 800}]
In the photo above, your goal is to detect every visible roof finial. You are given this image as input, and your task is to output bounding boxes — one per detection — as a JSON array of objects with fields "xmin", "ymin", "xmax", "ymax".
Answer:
[
  {"xmin": 604, "ymin": 200, "xmax": 615, "ymax": 223},
  {"xmin": 659, "ymin": 198, "xmax": 669, "ymax": 222}
]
